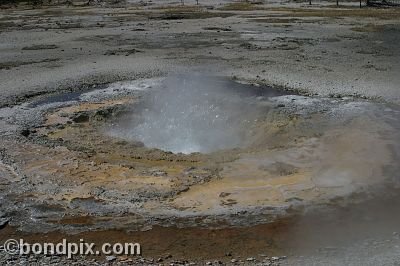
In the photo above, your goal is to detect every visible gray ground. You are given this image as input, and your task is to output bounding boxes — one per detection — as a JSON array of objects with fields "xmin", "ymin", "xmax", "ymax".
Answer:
[{"xmin": 1, "ymin": 1, "xmax": 400, "ymax": 107}]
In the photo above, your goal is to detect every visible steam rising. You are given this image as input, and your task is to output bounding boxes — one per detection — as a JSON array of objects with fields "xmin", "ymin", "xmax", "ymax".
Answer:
[{"xmin": 109, "ymin": 74, "xmax": 280, "ymax": 154}]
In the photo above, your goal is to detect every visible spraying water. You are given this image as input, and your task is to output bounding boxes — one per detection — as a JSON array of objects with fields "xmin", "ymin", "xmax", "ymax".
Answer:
[{"xmin": 108, "ymin": 74, "xmax": 284, "ymax": 154}]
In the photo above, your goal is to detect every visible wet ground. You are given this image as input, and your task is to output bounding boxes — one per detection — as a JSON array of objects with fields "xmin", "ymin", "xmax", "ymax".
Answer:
[
  {"xmin": 1, "ymin": 1, "xmax": 400, "ymax": 265},
  {"xmin": 0, "ymin": 75, "xmax": 399, "ymax": 265}
]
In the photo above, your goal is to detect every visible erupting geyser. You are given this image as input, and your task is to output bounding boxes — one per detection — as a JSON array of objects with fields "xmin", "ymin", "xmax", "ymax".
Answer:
[{"xmin": 108, "ymin": 74, "xmax": 283, "ymax": 154}]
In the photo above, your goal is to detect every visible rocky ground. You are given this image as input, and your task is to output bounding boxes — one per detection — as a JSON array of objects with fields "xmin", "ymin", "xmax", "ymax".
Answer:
[{"xmin": 0, "ymin": 0, "xmax": 400, "ymax": 265}]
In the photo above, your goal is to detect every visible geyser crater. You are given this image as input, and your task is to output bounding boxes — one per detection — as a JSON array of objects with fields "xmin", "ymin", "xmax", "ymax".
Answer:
[{"xmin": 107, "ymin": 75, "xmax": 286, "ymax": 154}]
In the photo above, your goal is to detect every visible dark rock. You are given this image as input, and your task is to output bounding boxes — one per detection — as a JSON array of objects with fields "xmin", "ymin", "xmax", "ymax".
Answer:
[
  {"xmin": 219, "ymin": 192, "xmax": 231, "ymax": 198},
  {"xmin": 20, "ymin": 128, "xmax": 31, "ymax": 137},
  {"xmin": 72, "ymin": 112, "xmax": 90, "ymax": 123},
  {"xmin": 0, "ymin": 218, "xmax": 9, "ymax": 229}
]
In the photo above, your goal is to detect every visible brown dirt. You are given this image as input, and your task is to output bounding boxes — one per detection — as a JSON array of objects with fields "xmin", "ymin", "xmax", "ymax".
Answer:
[{"xmin": 0, "ymin": 218, "xmax": 293, "ymax": 261}]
